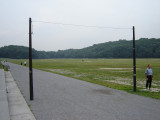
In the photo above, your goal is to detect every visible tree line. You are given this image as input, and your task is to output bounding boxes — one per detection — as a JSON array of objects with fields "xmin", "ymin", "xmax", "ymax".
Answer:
[{"xmin": 0, "ymin": 38, "xmax": 160, "ymax": 59}]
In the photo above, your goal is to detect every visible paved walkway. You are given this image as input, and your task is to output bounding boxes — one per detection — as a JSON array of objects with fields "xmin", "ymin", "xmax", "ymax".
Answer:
[{"xmin": 7, "ymin": 62, "xmax": 160, "ymax": 120}]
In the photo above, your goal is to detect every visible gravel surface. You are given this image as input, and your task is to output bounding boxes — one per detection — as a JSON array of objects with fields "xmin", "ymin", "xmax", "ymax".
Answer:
[{"xmin": 8, "ymin": 62, "xmax": 160, "ymax": 120}]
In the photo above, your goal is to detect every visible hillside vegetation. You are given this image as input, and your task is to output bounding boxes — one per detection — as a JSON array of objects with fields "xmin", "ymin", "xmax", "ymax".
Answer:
[{"xmin": 0, "ymin": 38, "xmax": 160, "ymax": 59}]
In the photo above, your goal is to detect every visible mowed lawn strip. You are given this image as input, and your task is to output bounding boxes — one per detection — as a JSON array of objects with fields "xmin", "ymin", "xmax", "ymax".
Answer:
[{"xmin": 7, "ymin": 58, "xmax": 160, "ymax": 100}]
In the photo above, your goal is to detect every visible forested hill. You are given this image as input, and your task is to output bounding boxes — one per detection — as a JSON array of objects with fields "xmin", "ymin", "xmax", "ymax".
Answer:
[{"xmin": 0, "ymin": 38, "xmax": 160, "ymax": 59}]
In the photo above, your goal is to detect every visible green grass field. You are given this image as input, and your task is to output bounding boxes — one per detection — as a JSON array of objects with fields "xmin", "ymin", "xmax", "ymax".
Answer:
[{"xmin": 6, "ymin": 58, "xmax": 160, "ymax": 99}]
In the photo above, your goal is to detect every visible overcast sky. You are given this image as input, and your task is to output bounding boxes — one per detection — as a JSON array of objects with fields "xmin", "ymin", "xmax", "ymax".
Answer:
[{"xmin": 0, "ymin": 0, "xmax": 160, "ymax": 51}]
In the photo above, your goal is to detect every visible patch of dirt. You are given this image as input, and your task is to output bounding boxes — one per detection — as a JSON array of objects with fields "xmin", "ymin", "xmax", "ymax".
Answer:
[
  {"xmin": 100, "ymin": 68, "xmax": 133, "ymax": 70},
  {"xmin": 45, "ymin": 69, "xmax": 75, "ymax": 75},
  {"xmin": 100, "ymin": 68, "xmax": 140, "ymax": 70},
  {"xmin": 84, "ymin": 61, "xmax": 92, "ymax": 62},
  {"xmin": 104, "ymin": 80, "xmax": 131, "ymax": 86},
  {"xmin": 140, "ymin": 88, "xmax": 160, "ymax": 92},
  {"xmin": 150, "ymin": 88, "xmax": 160, "ymax": 92},
  {"xmin": 111, "ymin": 71, "xmax": 132, "ymax": 72},
  {"xmin": 73, "ymin": 74, "xmax": 87, "ymax": 78}
]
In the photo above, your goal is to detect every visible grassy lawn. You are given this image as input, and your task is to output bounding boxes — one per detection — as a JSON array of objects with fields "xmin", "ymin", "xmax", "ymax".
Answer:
[{"xmin": 6, "ymin": 58, "xmax": 160, "ymax": 100}]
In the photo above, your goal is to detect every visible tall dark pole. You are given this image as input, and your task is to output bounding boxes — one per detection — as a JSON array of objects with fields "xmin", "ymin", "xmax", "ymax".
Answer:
[
  {"xmin": 29, "ymin": 18, "xmax": 34, "ymax": 100},
  {"xmin": 133, "ymin": 26, "xmax": 136, "ymax": 92}
]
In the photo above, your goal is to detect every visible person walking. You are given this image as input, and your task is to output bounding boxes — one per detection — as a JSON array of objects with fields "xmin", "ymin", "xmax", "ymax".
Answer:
[{"xmin": 145, "ymin": 64, "xmax": 153, "ymax": 90}]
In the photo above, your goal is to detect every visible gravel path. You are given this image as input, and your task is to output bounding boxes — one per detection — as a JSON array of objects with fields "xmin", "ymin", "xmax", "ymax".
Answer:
[{"xmin": 7, "ymin": 62, "xmax": 160, "ymax": 120}]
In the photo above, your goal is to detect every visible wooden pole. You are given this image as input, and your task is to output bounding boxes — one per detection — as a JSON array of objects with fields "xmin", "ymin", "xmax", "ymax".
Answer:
[
  {"xmin": 133, "ymin": 26, "xmax": 136, "ymax": 92},
  {"xmin": 29, "ymin": 18, "xmax": 34, "ymax": 100}
]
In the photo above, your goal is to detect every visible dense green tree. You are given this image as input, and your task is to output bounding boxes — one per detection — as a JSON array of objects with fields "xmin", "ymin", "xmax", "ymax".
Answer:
[{"xmin": 0, "ymin": 38, "xmax": 160, "ymax": 59}]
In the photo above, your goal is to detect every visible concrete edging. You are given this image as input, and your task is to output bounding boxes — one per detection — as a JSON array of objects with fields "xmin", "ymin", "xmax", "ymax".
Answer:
[
  {"xmin": 5, "ymin": 71, "xmax": 36, "ymax": 120},
  {"xmin": 0, "ymin": 69, "xmax": 10, "ymax": 120}
]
